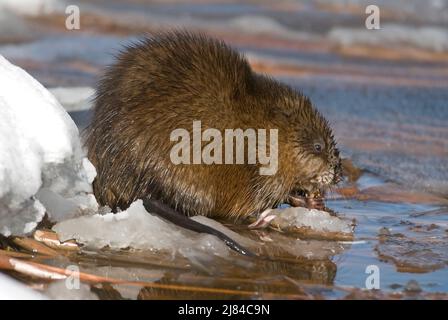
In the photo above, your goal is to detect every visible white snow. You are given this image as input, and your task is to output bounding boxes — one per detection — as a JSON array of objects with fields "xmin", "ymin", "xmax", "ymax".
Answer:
[
  {"xmin": 0, "ymin": 55, "xmax": 97, "ymax": 236},
  {"xmin": 53, "ymin": 200, "xmax": 258, "ymax": 259},
  {"xmin": 0, "ymin": 273, "xmax": 46, "ymax": 300}
]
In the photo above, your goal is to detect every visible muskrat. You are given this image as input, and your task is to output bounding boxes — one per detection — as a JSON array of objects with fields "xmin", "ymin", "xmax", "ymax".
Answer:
[{"xmin": 86, "ymin": 31, "xmax": 342, "ymax": 255}]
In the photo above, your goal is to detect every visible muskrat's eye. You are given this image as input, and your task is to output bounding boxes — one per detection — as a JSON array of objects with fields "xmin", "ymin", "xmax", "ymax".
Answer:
[{"xmin": 313, "ymin": 142, "xmax": 323, "ymax": 153}]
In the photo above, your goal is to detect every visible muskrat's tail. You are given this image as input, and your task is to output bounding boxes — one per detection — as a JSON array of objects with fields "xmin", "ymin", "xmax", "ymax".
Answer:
[{"xmin": 142, "ymin": 197, "xmax": 257, "ymax": 257}]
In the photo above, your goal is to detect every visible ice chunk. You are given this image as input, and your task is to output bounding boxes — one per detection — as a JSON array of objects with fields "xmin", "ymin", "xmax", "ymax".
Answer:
[
  {"xmin": 0, "ymin": 273, "xmax": 46, "ymax": 300},
  {"xmin": 376, "ymin": 226, "xmax": 448, "ymax": 273},
  {"xmin": 53, "ymin": 200, "xmax": 236, "ymax": 258},
  {"xmin": 36, "ymin": 189, "xmax": 98, "ymax": 222},
  {"xmin": 53, "ymin": 199, "xmax": 352, "ymax": 261},
  {"xmin": 0, "ymin": 56, "xmax": 97, "ymax": 236},
  {"xmin": 269, "ymin": 207, "xmax": 354, "ymax": 240}
]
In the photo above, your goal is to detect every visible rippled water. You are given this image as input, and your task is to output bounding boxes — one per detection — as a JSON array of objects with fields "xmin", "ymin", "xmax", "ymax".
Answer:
[{"xmin": 1, "ymin": 0, "xmax": 447, "ymax": 299}]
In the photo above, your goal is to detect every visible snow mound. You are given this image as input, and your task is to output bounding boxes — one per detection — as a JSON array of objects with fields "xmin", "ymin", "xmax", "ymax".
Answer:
[
  {"xmin": 0, "ymin": 55, "xmax": 97, "ymax": 236},
  {"xmin": 53, "ymin": 200, "xmax": 240, "ymax": 258}
]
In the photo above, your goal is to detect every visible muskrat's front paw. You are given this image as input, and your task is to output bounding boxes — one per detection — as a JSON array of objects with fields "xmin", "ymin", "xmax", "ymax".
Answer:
[
  {"xmin": 289, "ymin": 190, "xmax": 326, "ymax": 211},
  {"xmin": 248, "ymin": 209, "xmax": 277, "ymax": 229}
]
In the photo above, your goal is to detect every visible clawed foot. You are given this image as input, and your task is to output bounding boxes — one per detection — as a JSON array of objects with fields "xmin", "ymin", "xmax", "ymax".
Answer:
[
  {"xmin": 248, "ymin": 193, "xmax": 335, "ymax": 231},
  {"xmin": 248, "ymin": 209, "xmax": 277, "ymax": 229},
  {"xmin": 288, "ymin": 194, "xmax": 325, "ymax": 211},
  {"xmin": 289, "ymin": 194, "xmax": 337, "ymax": 216}
]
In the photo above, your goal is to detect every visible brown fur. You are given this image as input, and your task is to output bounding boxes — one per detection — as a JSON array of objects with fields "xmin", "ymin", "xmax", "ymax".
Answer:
[{"xmin": 86, "ymin": 31, "xmax": 341, "ymax": 220}]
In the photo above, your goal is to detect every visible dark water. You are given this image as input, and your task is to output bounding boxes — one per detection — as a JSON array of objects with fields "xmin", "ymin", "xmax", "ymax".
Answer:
[{"xmin": 1, "ymin": 0, "xmax": 447, "ymax": 299}]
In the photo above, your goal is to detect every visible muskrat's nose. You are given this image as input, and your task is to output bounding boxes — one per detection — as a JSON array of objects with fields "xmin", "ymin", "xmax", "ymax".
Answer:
[{"xmin": 330, "ymin": 148, "xmax": 341, "ymax": 166}]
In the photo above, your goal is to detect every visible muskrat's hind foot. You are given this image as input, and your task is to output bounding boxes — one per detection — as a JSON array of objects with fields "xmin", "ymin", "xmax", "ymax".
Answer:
[{"xmin": 142, "ymin": 197, "xmax": 257, "ymax": 257}]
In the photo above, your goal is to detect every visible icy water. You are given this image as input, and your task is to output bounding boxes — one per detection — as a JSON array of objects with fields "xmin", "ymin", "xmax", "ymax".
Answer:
[{"xmin": 1, "ymin": 0, "xmax": 448, "ymax": 299}]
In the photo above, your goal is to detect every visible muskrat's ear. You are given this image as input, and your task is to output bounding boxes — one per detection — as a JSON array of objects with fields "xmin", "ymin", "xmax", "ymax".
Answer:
[
  {"xmin": 231, "ymin": 80, "xmax": 246, "ymax": 101},
  {"xmin": 273, "ymin": 91, "xmax": 312, "ymax": 119},
  {"xmin": 229, "ymin": 61, "xmax": 255, "ymax": 102},
  {"xmin": 278, "ymin": 96, "xmax": 298, "ymax": 117}
]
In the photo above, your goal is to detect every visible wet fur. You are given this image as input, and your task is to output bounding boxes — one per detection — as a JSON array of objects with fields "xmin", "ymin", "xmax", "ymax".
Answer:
[{"xmin": 86, "ymin": 31, "xmax": 341, "ymax": 220}]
